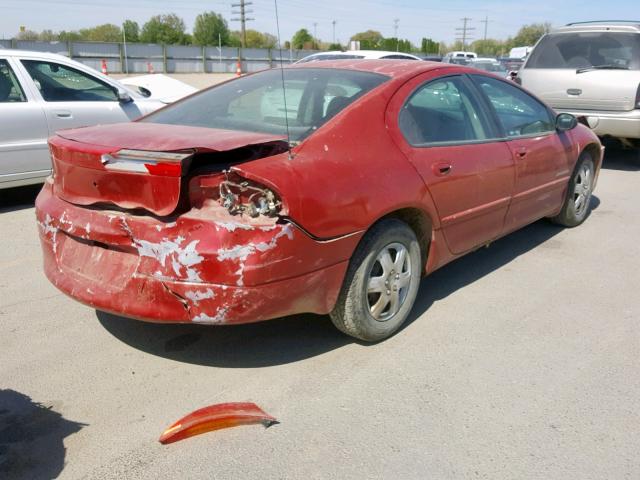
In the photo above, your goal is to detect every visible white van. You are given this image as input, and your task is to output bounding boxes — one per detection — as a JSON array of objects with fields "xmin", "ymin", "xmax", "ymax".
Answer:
[
  {"xmin": 518, "ymin": 21, "xmax": 640, "ymax": 146},
  {"xmin": 442, "ymin": 51, "xmax": 477, "ymax": 64}
]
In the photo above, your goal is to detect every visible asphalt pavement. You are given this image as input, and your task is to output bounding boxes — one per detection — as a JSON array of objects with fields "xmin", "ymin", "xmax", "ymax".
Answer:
[{"xmin": 1, "ymin": 149, "xmax": 639, "ymax": 479}]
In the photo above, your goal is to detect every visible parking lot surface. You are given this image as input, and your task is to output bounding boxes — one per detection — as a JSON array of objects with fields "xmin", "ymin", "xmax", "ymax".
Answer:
[{"xmin": 1, "ymin": 150, "xmax": 639, "ymax": 479}]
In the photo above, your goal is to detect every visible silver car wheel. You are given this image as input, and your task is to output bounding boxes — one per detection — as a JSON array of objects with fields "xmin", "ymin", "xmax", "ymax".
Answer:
[
  {"xmin": 366, "ymin": 242, "xmax": 412, "ymax": 321},
  {"xmin": 573, "ymin": 162, "xmax": 593, "ymax": 218}
]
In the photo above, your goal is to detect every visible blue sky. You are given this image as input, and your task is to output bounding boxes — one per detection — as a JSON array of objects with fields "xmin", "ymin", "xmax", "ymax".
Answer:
[{"xmin": 1, "ymin": 0, "xmax": 636, "ymax": 44}]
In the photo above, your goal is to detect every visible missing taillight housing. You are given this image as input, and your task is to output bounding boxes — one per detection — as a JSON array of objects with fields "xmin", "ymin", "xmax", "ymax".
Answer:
[
  {"xmin": 100, "ymin": 149, "xmax": 193, "ymax": 176},
  {"xmin": 189, "ymin": 172, "xmax": 282, "ymax": 218}
]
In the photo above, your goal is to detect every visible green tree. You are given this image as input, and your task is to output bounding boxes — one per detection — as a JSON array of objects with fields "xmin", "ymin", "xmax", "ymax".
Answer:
[
  {"xmin": 244, "ymin": 30, "xmax": 277, "ymax": 48},
  {"xmin": 81, "ymin": 24, "xmax": 122, "ymax": 42},
  {"xmin": 327, "ymin": 43, "xmax": 343, "ymax": 51},
  {"xmin": 350, "ymin": 30, "xmax": 383, "ymax": 50},
  {"xmin": 140, "ymin": 14, "xmax": 188, "ymax": 44},
  {"xmin": 193, "ymin": 11, "xmax": 230, "ymax": 46},
  {"xmin": 16, "ymin": 30, "xmax": 39, "ymax": 40},
  {"xmin": 123, "ymin": 20, "xmax": 139, "ymax": 42},
  {"xmin": 38, "ymin": 30, "xmax": 58, "ymax": 41},
  {"xmin": 510, "ymin": 22, "xmax": 551, "ymax": 47},
  {"xmin": 291, "ymin": 28, "xmax": 314, "ymax": 49},
  {"xmin": 58, "ymin": 30, "xmax": 84, "ymax": 42},
  {"xmin": 421, "ymin": 37, "xmax": 439, "ymax": 54},
  {"xmin": 471, "ymin": 38, "xmax": 506, "ymax": 56}
]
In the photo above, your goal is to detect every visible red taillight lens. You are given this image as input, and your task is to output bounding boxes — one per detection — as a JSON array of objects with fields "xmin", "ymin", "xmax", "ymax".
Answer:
[
  {"xmin": 188, "ymin": 172, "xmax": 282, "ymax": 217},
  {"xmin": 100, "ymin": 149, "xmax": 192, "ymax": 177}
]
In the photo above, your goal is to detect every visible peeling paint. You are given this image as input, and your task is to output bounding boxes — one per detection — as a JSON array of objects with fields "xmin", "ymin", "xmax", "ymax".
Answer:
[
  {"xmin": 192, "ymin": 307, "xmax": 228, "ymax": 324},
  {"xmin": 214, "ymin": 221, "xmax": 255, "ymax": 232},
  {"xmin": 185, "ymin": 288, "xmax": 215, "ymax": 305},
  {"xmin": 215, "ymin": 224, "xmax": 294, "ymax": 286},
  {"xmin": 38, "ymin": 214, "xmax": 59, "ymax": 253},
  {"xmin": 135, "ymin": 237, "xmax": 204, "ymax": 282}
]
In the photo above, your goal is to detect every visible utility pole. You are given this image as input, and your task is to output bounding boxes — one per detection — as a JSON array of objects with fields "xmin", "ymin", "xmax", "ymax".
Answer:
[
  {"xmin": 480, "ymin": 15, "xmax": 489, "ymax": 41},
  {"xmin": 393, "ymin": 18, "xmax": 399, "ymax": 51},
  {"xmin": 332, "ymin": 20, "xmax": 336, "ymax": 44},
  {"xmin": 455, "ymin": 17, "xmax": 475, "ymax": 50},
  {"xmin": 313, "ymin": 22, "xmax": 318, "ymax": 40},
  {"xmin": 231, "ymin": 0, "xmax": 254, "ymax": 48}
]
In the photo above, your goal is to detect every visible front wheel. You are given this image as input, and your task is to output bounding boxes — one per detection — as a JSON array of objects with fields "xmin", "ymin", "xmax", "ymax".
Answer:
[
  {"xmin": 330, "ymin": 219, "xmax": 422, "ymax": 342},
  {"xmin": 550, "ymin": 153, "xmax": 595, "ymax": 227}
]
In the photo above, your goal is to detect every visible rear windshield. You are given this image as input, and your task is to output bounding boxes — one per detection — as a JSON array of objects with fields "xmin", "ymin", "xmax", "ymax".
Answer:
[
  {"xmin": 142, "ymin": 68, "xmax": 388, "ymax": 142},
  {"xmin": 526, "ymin": 32, "xmax": 640, "ymax": 69}
]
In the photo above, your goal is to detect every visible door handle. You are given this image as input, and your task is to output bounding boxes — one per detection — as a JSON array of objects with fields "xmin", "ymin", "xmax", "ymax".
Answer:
[
  {"xmin": 433, "ymin": 162, "xmax": 452, "ymax": 176},
  {"xmin": 54, "ymin": 110, "xmax": 72, "ymax": 119},
  {"xmin": 516, "ymin": 147, "xmax": 528, "ymax": 158}
]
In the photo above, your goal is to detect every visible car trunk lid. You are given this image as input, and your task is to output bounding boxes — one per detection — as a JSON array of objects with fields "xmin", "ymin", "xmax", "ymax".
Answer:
[{"xmin": 51, "ymin": 122, "xmax": 287, "ymax": 216}]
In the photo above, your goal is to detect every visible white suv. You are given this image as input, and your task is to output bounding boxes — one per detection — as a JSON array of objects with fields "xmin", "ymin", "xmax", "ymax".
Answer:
[{"xmin": 518, "ymin": 21, "xmax": 640, "ymax": 147}]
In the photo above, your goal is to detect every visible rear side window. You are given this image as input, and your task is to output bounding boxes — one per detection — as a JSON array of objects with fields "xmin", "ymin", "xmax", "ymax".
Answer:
[
  {"xmin": 0, "ymin": 59, "xmax": 26, "ymax": 102},
  {"xmin": 399, "ymin": 76, "xmax": 489, "ymax": 145},
  {"xmin": 21, "ymin": 60, "xmax": 117, "ymax": 102},
  {"xmin": 472, "ymin": 75, "xmax": 554, "ymax": 137},
  {"xmin": 526, "ymin": 32, "xmax": 640, "ymax": 70}
]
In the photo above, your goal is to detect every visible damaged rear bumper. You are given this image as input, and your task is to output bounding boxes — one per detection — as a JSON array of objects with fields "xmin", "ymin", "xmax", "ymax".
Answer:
[{"xmin": 36, "ymin": 180, "xmax": 360, "ymax": 324}]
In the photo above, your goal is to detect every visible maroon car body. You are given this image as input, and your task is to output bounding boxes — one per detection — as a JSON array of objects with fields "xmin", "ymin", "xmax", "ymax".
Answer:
[{"xmin": 35, "ymin": 60, "xmax": 603, "ymax": 338}]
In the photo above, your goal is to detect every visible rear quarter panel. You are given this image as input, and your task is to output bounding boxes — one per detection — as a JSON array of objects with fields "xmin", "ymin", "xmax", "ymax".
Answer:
[{"xmin": 234, "ymin": 80, "xmax": 440, "ymax": 239}]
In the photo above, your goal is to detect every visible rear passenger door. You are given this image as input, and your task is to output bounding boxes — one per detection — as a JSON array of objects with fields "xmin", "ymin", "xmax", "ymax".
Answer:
[
  {"xmin": 0, "ymin": 57, "xmax": 50, "ymax": 185},
  {"xmin": 394, "ymin": 74, "xmax": 515, "ymax": 254},
  {"xmin": 470, "ymin": 75, "xmax": 573, "ymax": 232}
]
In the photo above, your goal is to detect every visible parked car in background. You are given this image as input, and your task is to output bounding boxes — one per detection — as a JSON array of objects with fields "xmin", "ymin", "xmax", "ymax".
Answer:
[
  {"xmin": 468, "ymin": 58, "xmax": 510, "ymax": 78},
  {"xmin": 36, "ymin": 60, "xmax": 602, "ymax": 342},
  {"xmin": 509, "ymin": 46, "xmax": 533, "ymax": 59},
  {"xmin": 518, "ymin": 21, "xmax": 640, "ymax": 148},
  {"xmin": 0, "ymin": 50, "xmax": 196, "ymax": 189},
  {"xmin": 498, "ymin": 57, "xmax": 525, "ymax": 72},
  {"xmin": 421, "ymin": 55, "xmax": 443, "ymax": 62},
  {"xmin": 296, "ymin": 50, "xmax": 422, "ymax": 63},
  {"xmin": 442, "ymin": 51, "xmax": 478, "ymax": 65}
]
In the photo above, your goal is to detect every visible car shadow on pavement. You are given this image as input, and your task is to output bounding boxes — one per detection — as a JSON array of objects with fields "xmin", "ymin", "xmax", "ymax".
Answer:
[
  {"xmin": 0, "ymin": 389, "xmax": 86, "ymax": 480},
  {"xmin": 601, "ymin": 147, "xmax": 640, "ymax": 171},
  {"xmin": 98, "ymin": 196, "xmax": 599, "ymax": 367},
  {"xmin": 0, "ymin": 184, "xmax": 42, "ymax": 213},
  {"xmin": 401, "ymin": 201, "xmax": 599, "ymax": 333}
]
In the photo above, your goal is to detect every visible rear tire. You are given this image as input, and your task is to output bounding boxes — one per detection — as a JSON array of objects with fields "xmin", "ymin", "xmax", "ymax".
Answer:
[
  {"xmin": 330, "ymin": 219, "xmax": 422, "ymax": 342},
  {"xmin": 550, "ymin": 152, "xmax": 595, "ymax": 227}
]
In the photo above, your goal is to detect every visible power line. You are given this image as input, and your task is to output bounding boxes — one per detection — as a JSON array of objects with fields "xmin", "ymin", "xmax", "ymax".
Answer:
[
  {"xmin": 480, "ymin": 15, "xmax": 489, "ymax": 41},
  {"xmin": 393, "ymin": 18, "xmax": 399, "ymax": 51},
  {"xmin": 231, "ymin": 0, "xmax": 254, "ymax": 48},
  {"xmin": 455, "ymin": 17, "xmax": 475, "ymax": 49}
]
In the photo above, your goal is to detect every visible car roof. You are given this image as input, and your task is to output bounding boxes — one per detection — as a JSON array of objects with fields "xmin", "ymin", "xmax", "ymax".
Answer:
[
  {"xmin": 0, "ymin": 49, "xmax": 71, "ymax": 60},
  {"xmin": 554, "ymin": 21, "xmax": 640, "ymax": 33}
]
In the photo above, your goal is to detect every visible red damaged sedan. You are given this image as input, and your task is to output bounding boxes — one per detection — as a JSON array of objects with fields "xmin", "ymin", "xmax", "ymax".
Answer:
[{"xmin": 36, "ymin": 61, "xmax": 603, "ymax": 341}]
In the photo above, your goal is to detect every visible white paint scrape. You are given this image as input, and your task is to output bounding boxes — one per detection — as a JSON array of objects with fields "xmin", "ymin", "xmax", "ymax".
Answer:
[
  {"xmin": 134, "ymin": 237, "xmax": 204, "ymax": 282},
  {"xmin": 192, "ymin": 307, "xmax": 228, "ymax": 324}
]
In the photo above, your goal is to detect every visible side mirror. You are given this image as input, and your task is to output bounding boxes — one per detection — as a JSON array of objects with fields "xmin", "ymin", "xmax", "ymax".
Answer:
[
  {"xmin": 116, "ymin": 89, "xmax": 133, "ymax": 103},
  {"xmin": 556, "ymin": 112, "xmax": 578, "ymax": 132}
]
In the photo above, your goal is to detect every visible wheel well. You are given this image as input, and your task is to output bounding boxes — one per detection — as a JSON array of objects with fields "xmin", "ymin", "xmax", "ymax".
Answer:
[
  {"xmin": 382, "ymin": 208, "xmax": 432, "ymax": 272},
  {"xmin": 582, "ymin": 143, "xmax": 602, "ymax": 168}
]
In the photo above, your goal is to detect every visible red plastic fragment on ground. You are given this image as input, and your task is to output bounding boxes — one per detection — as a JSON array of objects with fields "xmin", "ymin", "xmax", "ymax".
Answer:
[{"xmin": 158, "ymin": 402, "xmax": 278, "ymax": 444}]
